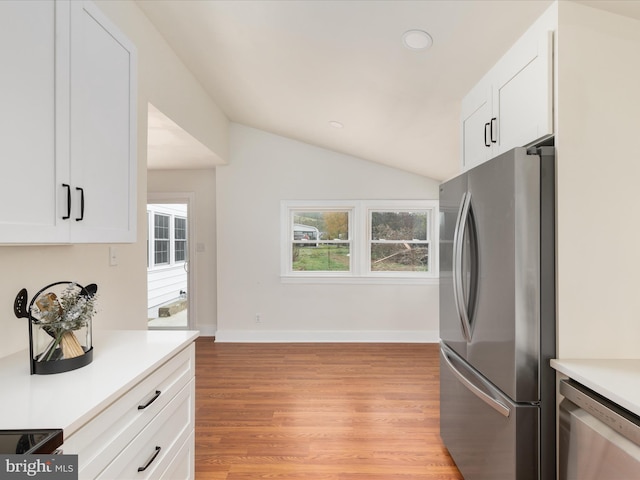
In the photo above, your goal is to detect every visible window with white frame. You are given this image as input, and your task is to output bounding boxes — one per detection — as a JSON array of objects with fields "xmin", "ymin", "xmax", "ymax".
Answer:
[
  {"xmin": 290, "ymin": 208, "xmax": 352, "ymax": 273},
  {"xmin": 154, "ymin": 214, "xmax": 170, "ymax": 265},
  {"xmin": 174, "ymin": 216, "xmax": 187, "ymax": 262},
  {"xmin": 369, "ymin": 209, "xmax": 430, "ymax": 273},
  {"xmin": 147, "ymin": 204, "xmax": 188, "ymax": 269},
  {"xmin": 281, "ymin": 200, "xmax": 437, "ymax": 282}
]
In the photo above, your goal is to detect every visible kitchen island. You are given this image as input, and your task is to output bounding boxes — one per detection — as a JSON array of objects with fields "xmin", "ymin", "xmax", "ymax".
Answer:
[{"xmin": 0, "ymin": 330, "xmax": 199, "ymax": 479}]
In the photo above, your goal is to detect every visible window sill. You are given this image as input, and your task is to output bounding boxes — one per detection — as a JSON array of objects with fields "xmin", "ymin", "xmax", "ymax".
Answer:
[{"xmin": 280, "ymin": 275, "xmax": 439, "ymax": 286}]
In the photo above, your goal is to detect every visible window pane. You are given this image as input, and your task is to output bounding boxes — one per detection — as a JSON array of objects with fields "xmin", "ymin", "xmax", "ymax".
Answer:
[
  {"xmin": 292, "ymin": 243, "xmax": 350, "ymax": 271},
  {"xmin": 371, "ymin": 243, "xmax": 429, "ymax": 272},
  {"xmin": 155, "ymin": 239, "xmax": 169, "ymax": 265},
  {"xmin": 292, "ymin": 211, "xmax": 349, "ymax": 241},
  {"xmin": 154, "ymin": 214, "xmax": 169, "ymax": 239},
  {"xmin": 153, "ymin": 214, "xmax": 170, "ymax": 265},
  {"xmin": 175, "ymin": 241, "xmax": 186, "ymax": 262},
  {"xmin": 371, "ymin": 211, "xmax": 427, "ymax": 241},
  {"xmin": 175, "ymin": 217, "xmax": 187, "ymax": 240},
  {"xmin": 175, "ymin": 217, "xmax": 187, "ymax": 262}
]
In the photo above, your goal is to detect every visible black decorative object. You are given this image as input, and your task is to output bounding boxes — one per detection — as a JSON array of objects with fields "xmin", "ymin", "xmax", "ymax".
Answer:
[{"xmin": 14, "ymin": 281, "xmax": 97, "ymax": 375}]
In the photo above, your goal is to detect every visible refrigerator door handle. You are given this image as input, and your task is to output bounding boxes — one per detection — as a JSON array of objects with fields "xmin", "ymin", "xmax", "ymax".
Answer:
[
  {"xmin": 441, "ymin": 345, "xmax": 511, "ymax": 418},
  {"xmin": 452, "ymin": 192, "xmax": 473, "ymax": 343}
]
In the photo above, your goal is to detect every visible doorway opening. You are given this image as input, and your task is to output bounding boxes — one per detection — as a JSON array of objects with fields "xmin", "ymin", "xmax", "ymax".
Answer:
[{"xmin": 147, "ymin": 193, "xmax": 195, "ymax": 329}]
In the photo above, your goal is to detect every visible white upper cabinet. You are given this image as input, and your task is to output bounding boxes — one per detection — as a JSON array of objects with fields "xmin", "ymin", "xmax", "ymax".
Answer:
[
  {"xmin": 69, "ymin": 1, "xmax": 137, "ymax": 243},
  {"xmin": 0, "ymin": 0, "xmax": 136, "ymax": 244},
  {"xmin": 461, "ymin": 9, "xmax": 555, "ymax": 171},
  {"xmin": 461, "ymin": 80, "xmax": 494, "ymax": 171},
  {"xmin": 0, "ymin": 1, "xmax": 69, "ymax": 243},
  {"xmin": 492, "ymin": 30, "xmax": 553, "ymax": 156}
]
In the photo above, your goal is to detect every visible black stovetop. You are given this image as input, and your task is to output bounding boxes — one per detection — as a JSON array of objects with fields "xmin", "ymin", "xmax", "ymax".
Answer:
[{"xmin": 0, "ymin": 429, "xmax": 63, "ymax": 454}]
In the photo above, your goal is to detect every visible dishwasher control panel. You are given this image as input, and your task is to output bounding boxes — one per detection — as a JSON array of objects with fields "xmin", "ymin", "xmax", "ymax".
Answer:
[
  {"xmin": 559, "ymin": 379, "xmax": 640, "ymax": 480},
  {"xmin": 560, "ymin": 379, "xmax": 640, "ymax": 445}
]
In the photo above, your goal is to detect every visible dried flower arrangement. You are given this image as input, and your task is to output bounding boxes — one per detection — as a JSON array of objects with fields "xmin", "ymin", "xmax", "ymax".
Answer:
[{"xmin": 31, "ymin": 283, "xmax": 98, "ymax": 362}]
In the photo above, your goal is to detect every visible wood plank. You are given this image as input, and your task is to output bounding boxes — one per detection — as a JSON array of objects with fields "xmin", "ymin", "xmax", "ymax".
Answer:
[{"xmin": 195, "ymin": 339, "xmax": 462, "ymax": 479}]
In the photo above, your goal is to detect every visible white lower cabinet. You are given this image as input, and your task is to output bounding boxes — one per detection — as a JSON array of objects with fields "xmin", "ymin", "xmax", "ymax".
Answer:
[
  {"xmin": 62, "ymin": 344, "xmax": 195, "ymax": 480},
  {"xmin": 158, "ymin": 433, "xmax": 194, "ymax": 480},
  {"xmin": 97, "ymin": 381, "xmax": 194, "ymax": 480}
]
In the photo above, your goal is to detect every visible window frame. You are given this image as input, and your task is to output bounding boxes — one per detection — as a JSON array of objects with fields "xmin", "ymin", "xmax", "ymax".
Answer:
[
  {"xmin": 153, "ymin": 213, "xmax": 170, "ymax": 266},
  {"xmin": 281, "ymin": 200, "xmax": 438, "ymax": 284},
  {"xmin": 284, "ymin": 203, "xmax": 355, "ymax": 278},
  {"xmin": 174, "ymin": 216, "xmax": 187, "ymax": 263},
  {"xmin": 366, "ymin": 205, "xmax": 433, "ymax": 278}
]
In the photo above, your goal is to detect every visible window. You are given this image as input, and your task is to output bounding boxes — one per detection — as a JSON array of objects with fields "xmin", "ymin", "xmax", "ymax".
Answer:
[
  {"xmin": 369, "ymin": 210, "xmax": 430, "ymax": 273},
  {"xmin": 175, "ymin": 216, "xmax": 187, "ymax": 262},
  {"xmin": 154, "ymin": 214, "xmax": 170, "ymax": 265},
  {"xmin": 291, "ymin": 210, "xmax": 351, "ymax": 272},
  {"xmin": 281, "ymin": 200, "xmax": 438, "ymax": 283}
]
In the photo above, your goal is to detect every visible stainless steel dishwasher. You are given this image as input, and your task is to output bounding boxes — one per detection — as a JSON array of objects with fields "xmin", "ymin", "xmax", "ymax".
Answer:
[{"xmin": 559, "ymin": 379, "xmax": 640, "ymax": 479}]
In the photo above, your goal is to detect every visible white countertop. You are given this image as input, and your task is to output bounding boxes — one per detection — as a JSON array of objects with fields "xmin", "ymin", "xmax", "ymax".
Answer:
[
  {"xmin": 551, "ymin": 358, "xmax": 640, "ymax": 416},
  {"xmin": 0, "ymin": 330, "xmax": 199, "ymax": 436}
]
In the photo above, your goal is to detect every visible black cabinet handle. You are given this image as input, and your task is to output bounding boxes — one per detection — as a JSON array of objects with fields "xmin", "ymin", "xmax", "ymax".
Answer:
[
  {"xmin": 62, "ymin": 184, "xmax": 71, "ymax": 220},
  {"xmin": 75, "ymin": 187, "xmax": 84, "ymax": 221},
  {"xmin": 490, "ymin": 117, "xmax": 497, "ymax": 143},
  {"xmin": 137, "ymin": 446, "xmax": 161, "ymax": 472},
  {"xmin": 484, "ymin": 122, "xmax": 491, "ymax": 147},
  {"xmin": 138, "ymin": 390, "xmax": 161, "ymax": 410}
]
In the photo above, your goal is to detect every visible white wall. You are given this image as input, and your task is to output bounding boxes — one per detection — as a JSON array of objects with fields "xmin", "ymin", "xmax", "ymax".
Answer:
[
  {"xmin": 216, "ymin": 124, "xmax": 440, "ymax": 342},
  {"xmin": 94, "ymin": 1, "xmax": 229, "ymax": 164},
  {"xmin": 148, "ymin": 170, "xmax": 217, "ymax": 336},
  {"xmin": 556, "ymin": 2, "xmax": 640, "ymax": 358},
  {"xmin": 0, "ymin": 1, "xmax": 228, "ymax": 359}
]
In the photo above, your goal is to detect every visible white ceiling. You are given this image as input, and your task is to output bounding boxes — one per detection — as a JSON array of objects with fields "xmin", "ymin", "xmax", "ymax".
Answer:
[{"xmin": 140, "ymin": 0, "xmax": 640, "ymax": 180}]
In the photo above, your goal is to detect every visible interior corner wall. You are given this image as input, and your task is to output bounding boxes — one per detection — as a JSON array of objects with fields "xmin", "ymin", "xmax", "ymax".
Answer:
[
  {"xmin": 216, "ymin": 124, "xmax": 441, "ymax": 342},
  {"xmin": 147, "ymin": 169, "xmax": 217, "ymax": 336},
  {"xmin": 556, "ymin": 2, "xmax": 640, "ymax": 358}
]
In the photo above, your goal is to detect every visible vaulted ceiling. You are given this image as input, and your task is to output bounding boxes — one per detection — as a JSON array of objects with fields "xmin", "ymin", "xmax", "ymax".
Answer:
[{"xmin": 140, "ymin": 0, "xmax": 640, "ymax": 181}]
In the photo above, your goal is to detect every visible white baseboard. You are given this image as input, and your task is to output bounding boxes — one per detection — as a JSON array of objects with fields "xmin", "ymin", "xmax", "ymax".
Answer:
[
  {"xmin": 214, "ymin": 330, "xmax": 440, "ymax": 343},
  {"xmin": 195, "ymin": 324, "xmax": 217, "ymax": 337}
]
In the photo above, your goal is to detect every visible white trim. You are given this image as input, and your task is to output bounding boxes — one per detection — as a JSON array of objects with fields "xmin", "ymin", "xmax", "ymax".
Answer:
[
  {"xmin": 195, "ymin": 324, "xmax": 216, "ymax": 337},
  {"xmin": 281, "ymin": 199, "xmax": 439, "ymax": 281},
  {"xmin": 282, "ymin": 201, "xmax": 355, "ymax": 276},
  {"xmin": 280, "ymin": 276, "xmax": 439, "ymax": 286},
  {"xmin": 215, "ymin": 329, "xmax": 440, "ymax": 343}
]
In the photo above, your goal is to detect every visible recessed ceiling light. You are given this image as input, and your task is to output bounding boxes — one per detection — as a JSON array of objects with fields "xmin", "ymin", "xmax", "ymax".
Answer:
[
  {"xmin": 402, "ymin": 29, "xmax": 433, "ymax": 51},
  {"xmin": 329, "ymin": 121, "xmax": 344, "ymax": 129}
]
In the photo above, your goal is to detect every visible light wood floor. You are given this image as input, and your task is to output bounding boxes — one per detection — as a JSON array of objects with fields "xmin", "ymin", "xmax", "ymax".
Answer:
[{"xmin": 195, "ymin": 339, "xmax": 463, "ymax": 480}]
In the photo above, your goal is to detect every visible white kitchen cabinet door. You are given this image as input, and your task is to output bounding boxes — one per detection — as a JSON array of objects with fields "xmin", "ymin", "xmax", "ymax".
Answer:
[
  {"xmin": 461, "ymin": 81, "xmax": 493, "ymax": 171},
  {"xmin": 493, "ymin": 30, "xmax": 553, "ymax": 156},
  {"xmin": 0, "ymin": 1, "xmax": 70, "ymax": 243},
  {"xmin": 69, "ymin": 1, "xmax": 137, "ymax": 243},
  {"xmin": 460, "ymin": 22, "xmax": 554, "ymax": 172},
  {"xmin": 0, "ymin": 0, "xmax": 136, "ymax": 244}
]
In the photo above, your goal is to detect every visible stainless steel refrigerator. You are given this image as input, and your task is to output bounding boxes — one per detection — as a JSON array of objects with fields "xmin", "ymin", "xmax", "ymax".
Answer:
[{"xmin": 439, "ymin": 145, "xmax": 556, "ymax": 480}]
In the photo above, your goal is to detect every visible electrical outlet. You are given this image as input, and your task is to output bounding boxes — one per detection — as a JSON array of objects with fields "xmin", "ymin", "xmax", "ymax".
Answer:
[{"xmin": 255, "ymin": 314, "xmax": 261, "ymax": 323}]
